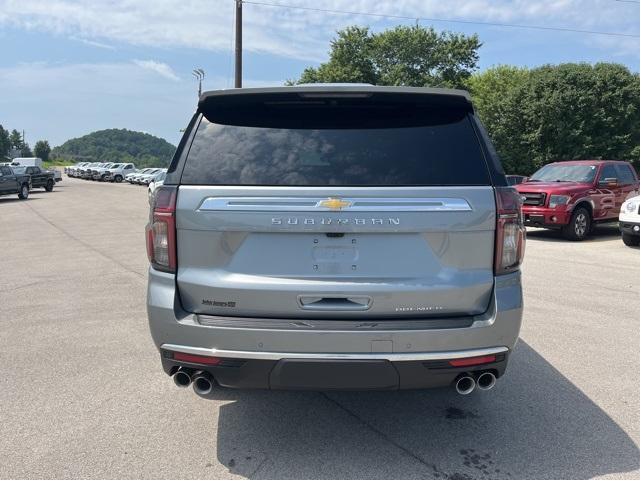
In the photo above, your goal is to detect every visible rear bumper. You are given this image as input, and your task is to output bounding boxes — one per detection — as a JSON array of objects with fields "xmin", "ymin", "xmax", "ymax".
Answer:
[
  {"xmin": 160, "ymin": 351, "xmax": 510, "ymax": 390},
  {"xmin": 147, "ymin": 269, "xmax": 523, "ymax": 390}
]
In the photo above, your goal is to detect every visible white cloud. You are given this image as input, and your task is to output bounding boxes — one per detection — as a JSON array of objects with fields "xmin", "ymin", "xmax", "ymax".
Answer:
[
  {"xmin": 71, "ymin": 37, "xmax": 116, "ymax": 50},
  {"xmin": 0, "ymin": 62, "xmax": 197, "ymax": 146},
  {"xmin": 0, "ymin": 0, "xmax": 638, "ymax": 61},
  {"xmin": 133, "ymin": 59, "xmax": 180, "ymax": 81},
  {"xmin": 0, "ymin": 61, "xmax": 281, "ymax": 146}
]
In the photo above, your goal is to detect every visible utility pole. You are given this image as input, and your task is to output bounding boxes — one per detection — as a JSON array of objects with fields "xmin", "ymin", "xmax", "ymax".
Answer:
[{"xmin": 235, "ymin": 0, "xmax": 242, "ymax": 88}]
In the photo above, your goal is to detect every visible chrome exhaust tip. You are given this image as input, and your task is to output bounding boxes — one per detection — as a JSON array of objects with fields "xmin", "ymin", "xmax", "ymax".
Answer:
[
  {"xmin": 455, "ymin": 375, "xmax": 476, "ymax": 395},
  {"xmin": 192, "ymin": 371, "xmax": 214, "ymax": 396},
  {"xmin": 173, "ymin": 369, "xmax": 192, "ymax": 388},
  {"xmin": 476, "ymin": 371, "xmax": 497, "ymax": 391}
]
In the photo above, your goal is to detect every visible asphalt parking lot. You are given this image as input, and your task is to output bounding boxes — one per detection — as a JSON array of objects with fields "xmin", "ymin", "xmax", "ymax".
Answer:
[{"xmin": 1, "ymin": 178, "xmax": 638, "ymax": 480}]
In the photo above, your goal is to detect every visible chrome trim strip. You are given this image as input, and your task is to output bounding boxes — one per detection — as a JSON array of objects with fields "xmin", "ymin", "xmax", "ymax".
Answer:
[
  {"xmin": 161, "ymin": 344, "xmax": 508, "ymax": 362},
  {"xmin": 198, "ymin": 197, "xmax": 472, "ymax": 212}
]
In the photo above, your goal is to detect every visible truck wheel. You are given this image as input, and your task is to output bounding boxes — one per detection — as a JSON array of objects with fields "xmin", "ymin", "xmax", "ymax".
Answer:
[
  {"xmin": 45, "ymin": 179, "xmax": 54, "ymax": 192},
  {"xmin": 114, "ymin": 175, "xmax": 123, "ymax": 183},
  {"xmin": 18, "ymin": 183, "xmax": 29, "ymax": 199},
  {"xmin": 622, "ymin": 233, "xmax": 640, "ymax": 247},
  {"xmin": 562, "ymin": 207, "xmax": 591, "ymax": 241}
]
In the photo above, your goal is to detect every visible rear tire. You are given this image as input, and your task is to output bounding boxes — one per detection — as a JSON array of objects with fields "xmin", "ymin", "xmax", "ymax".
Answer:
[
  {"xmin": 18, "ymin": 183, "xmax": 29, "ymax": 199},
  {"xmin": 562, "ymin": 207, "xmax": 591, "ymax": 241},
  {"xmin": 622, "ymin": 233, "xmax": 640, "ymax": 247},
  {"xmin": 114, "ymin": 175, "xmax": 123, "ymax": 183},
  {"xmin": 45, "ymin": 179, "xmax": 54, "ymax": 192}
]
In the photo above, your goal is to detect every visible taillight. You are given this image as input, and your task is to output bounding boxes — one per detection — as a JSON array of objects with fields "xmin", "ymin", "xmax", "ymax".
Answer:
[
  {"xmin": 495, "ymin": 186, "xmax": 526, "ymax": 275},
  {"xmin": 146, "ymin": 185, "xmax": 177, "ymax": 273},
  {"xmin": 449, "ymin": 355, "xmax": 497, "ymax": 367},
  {"xmin": 173, "ymin": 352, "xmax": 221, "ymax": 365}
]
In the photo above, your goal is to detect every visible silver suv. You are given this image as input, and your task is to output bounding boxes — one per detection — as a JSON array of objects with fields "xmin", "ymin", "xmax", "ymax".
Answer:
[{"xmin": 146, "ymin": 85, "xmax": 525, "ymax": 395}]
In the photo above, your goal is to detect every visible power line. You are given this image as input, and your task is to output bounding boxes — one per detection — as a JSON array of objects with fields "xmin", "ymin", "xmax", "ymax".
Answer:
[
  {"xmin": 243, "ymin": 0, "xmax": 640, "ymax": 39},
  {"xmin": 613, "ymin": 0, "xmax": 640, "ymax": 4}
]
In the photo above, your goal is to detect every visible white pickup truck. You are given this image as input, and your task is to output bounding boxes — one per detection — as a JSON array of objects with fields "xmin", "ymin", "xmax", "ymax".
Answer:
[
  {"xmin": 620, "ymin": 195, "xmax": 640, "ymax": 247},
  {"xmin": 101, "ymin": 163, "xmax": 136, "ymax": 183}
]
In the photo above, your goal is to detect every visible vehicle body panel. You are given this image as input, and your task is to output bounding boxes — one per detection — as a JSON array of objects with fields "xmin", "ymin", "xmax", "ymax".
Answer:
[{"xmin": 176, "ymin": 186, "xmax": 496, "ymax": 319}]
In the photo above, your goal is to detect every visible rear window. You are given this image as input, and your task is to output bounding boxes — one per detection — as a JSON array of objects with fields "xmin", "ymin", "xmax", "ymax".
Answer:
[{"xmin": 181, "ymin": 106, "xmax": 490, "ymax": 186}]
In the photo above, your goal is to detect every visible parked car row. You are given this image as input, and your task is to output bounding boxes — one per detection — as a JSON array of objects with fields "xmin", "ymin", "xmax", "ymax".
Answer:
[
  {"xmin": 125, "ymin": 168, "xmax": 167, "ymax": 186},
  {"xmin": 66, "ymin": 162, "xmax": 137, "ymax": 182},
  {"xmin": 513, "ymin": 159, "xmax": 640, "ymax": 247}
]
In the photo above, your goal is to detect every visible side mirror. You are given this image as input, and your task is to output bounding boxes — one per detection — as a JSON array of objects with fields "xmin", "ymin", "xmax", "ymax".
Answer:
[{"xmin": 599, "ymin": 177, "xmax": 618, "ymax": 187}]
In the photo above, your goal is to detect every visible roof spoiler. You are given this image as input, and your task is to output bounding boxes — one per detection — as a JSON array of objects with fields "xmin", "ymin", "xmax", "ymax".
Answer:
[{"xmin": 198, "ymin": 85, "xmax": 474, "ymax": 114}]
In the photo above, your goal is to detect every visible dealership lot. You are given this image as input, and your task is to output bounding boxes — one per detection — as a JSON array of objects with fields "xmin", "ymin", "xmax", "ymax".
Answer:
[{"xmin": 1, "ymin": 178, "xmax": 638, "ymax": 480}]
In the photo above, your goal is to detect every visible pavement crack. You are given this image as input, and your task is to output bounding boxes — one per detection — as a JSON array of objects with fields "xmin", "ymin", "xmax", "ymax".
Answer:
[
  {"xmin": 319, "ymin": 392, "xmax": 447, "ymax": 478},
  {"xmin": 22, "ymin": 200, "xmax": 145, "ymax": 281}
]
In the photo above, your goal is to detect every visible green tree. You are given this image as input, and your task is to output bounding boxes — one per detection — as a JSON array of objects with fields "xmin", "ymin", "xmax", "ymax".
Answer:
[
  {"xmin": 51, "ymin": 129, "xmax": 176, "ymax": 168},
  {"xmin": 0, "ymin": 125, "xmax": 10, "ymax": 157},
  {"xmin": 292, "ymin": 25, "xmax": 481, "ymax": 88},
  {"xmin": 34, "ymin": 140, "xmax": 51, "ymax": 161},
  {"xmin": 21, "ymin": 143, "xmax": 33, "ymax": 157},
  {"xmin": 9, "ymin": 129, "xmax": 22, "ymax": 149},
  {"xmin": 488, "ymin": 63, "xmax": 640, "ymax": 174},
  {"xmin": 466, "ymin": 65, "xmax": 529, "ymax": 129}
]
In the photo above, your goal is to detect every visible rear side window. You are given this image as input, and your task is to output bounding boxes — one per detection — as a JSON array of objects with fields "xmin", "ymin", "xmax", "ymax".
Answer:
[
  {"xmin": 615, "ymin": 164, "xmax": 636, "ymax": 185},
  {"xmin": 181, "ymin": 108, "xmax": 490, "ymax": 186}
]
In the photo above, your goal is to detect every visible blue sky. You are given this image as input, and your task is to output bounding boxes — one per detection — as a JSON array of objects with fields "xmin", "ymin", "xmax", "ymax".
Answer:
[{"xmin": 1, "ymin": 0, "xmax": 639, "ymax": 147}]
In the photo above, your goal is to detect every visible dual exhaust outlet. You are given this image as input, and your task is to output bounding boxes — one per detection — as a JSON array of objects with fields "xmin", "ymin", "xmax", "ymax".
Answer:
[
  {"xmin": 455, "ymin": 371, "xmax": 497, "ymax": 395},
  {"xmin": 173, "ymin": 368, "xmax": 215, "ymax": 395}
]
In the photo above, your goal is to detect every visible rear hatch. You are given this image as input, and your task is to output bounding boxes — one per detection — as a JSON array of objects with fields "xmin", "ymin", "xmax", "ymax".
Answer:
[{"xmin": 174, "ymin": 89, "xmax": 497, "ymax": 319}]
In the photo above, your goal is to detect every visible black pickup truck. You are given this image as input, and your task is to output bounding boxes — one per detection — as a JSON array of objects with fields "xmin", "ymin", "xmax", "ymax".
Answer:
[
  {"xmin": 11, "ymin": 165, "xmax": 56, "ymax": 191},
  {"xmin": 0, "ymin": 165, "xmax": 32, "ymax": 199}
]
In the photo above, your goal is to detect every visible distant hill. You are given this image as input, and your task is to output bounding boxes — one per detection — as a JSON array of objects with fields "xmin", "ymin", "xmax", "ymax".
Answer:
[{"xmin": 52, "ymin": 129, "xmax": 176, "ymax": 168}]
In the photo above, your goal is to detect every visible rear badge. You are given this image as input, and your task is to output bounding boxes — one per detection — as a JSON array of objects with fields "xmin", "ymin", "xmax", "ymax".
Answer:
[
  {"xmin": 202, "ymin": 299, "xmax": 236, "ymax": 308},
  {"xmin": 272, "ymin": 217, "xmax": 400, "ymax": 226},
  {"xmin": 395, "ymin": 305, "xmax": 444, "ymax": 312},
  {"xmin": 317, "ymin": 198, "xmax": 352, "ymax": 210}
]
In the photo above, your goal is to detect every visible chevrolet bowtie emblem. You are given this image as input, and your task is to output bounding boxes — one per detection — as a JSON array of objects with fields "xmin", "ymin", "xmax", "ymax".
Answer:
[{"xmin": 317, "ymin": 198, "xmax": 352, "ymax": 210}]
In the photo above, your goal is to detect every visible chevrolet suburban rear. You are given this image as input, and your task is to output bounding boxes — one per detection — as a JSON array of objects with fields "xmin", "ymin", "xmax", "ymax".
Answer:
[{"xmin": 146, "ymin": 85, "xmax": 525, "ymax": 395}]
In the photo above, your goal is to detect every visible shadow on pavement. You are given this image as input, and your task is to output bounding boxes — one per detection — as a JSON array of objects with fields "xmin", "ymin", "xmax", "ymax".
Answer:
[
  {"xmin": 208, "ymin": 341, "xmax": 638, "ymax": 480},
  {"xmin": 0, "ymin": 197, "xmax": 40, "ymax": 203},
  {"xmin": 526, "ymin": 224, "xmax": 621, "ymax": 243}
]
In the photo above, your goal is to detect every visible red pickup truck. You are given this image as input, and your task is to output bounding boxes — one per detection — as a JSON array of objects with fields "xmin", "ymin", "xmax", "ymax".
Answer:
[{"xmin": 515, "ymin": 160, "xmax": 640, "ymax": 240}]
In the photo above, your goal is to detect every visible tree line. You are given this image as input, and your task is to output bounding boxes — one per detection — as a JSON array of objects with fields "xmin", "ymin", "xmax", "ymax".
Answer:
[
  {"xmin": 0, "ymin": 126, "xmax": 51, "ymax": 161},
  {"xmin": 291, "ymin": 25, "xmax": 640, "ymax": 174}
]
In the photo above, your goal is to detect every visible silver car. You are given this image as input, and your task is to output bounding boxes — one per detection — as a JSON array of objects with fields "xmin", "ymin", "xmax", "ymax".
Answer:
[{"xmin": 146, "ymin": 85, "xmax": 526, "ymax": 395}]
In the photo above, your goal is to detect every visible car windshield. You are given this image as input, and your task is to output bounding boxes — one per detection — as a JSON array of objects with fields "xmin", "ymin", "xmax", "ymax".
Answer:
[
  {"xmin": 110, "ymin": 164, "xmax": 123, "ymax": 169},
  {"xmin": 528, "ymin": 164, "xmax": 597, "ymax": 183},
  {"xmin": 11, "ymin": 166, "xmax": 27, "ymax": 174}
]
